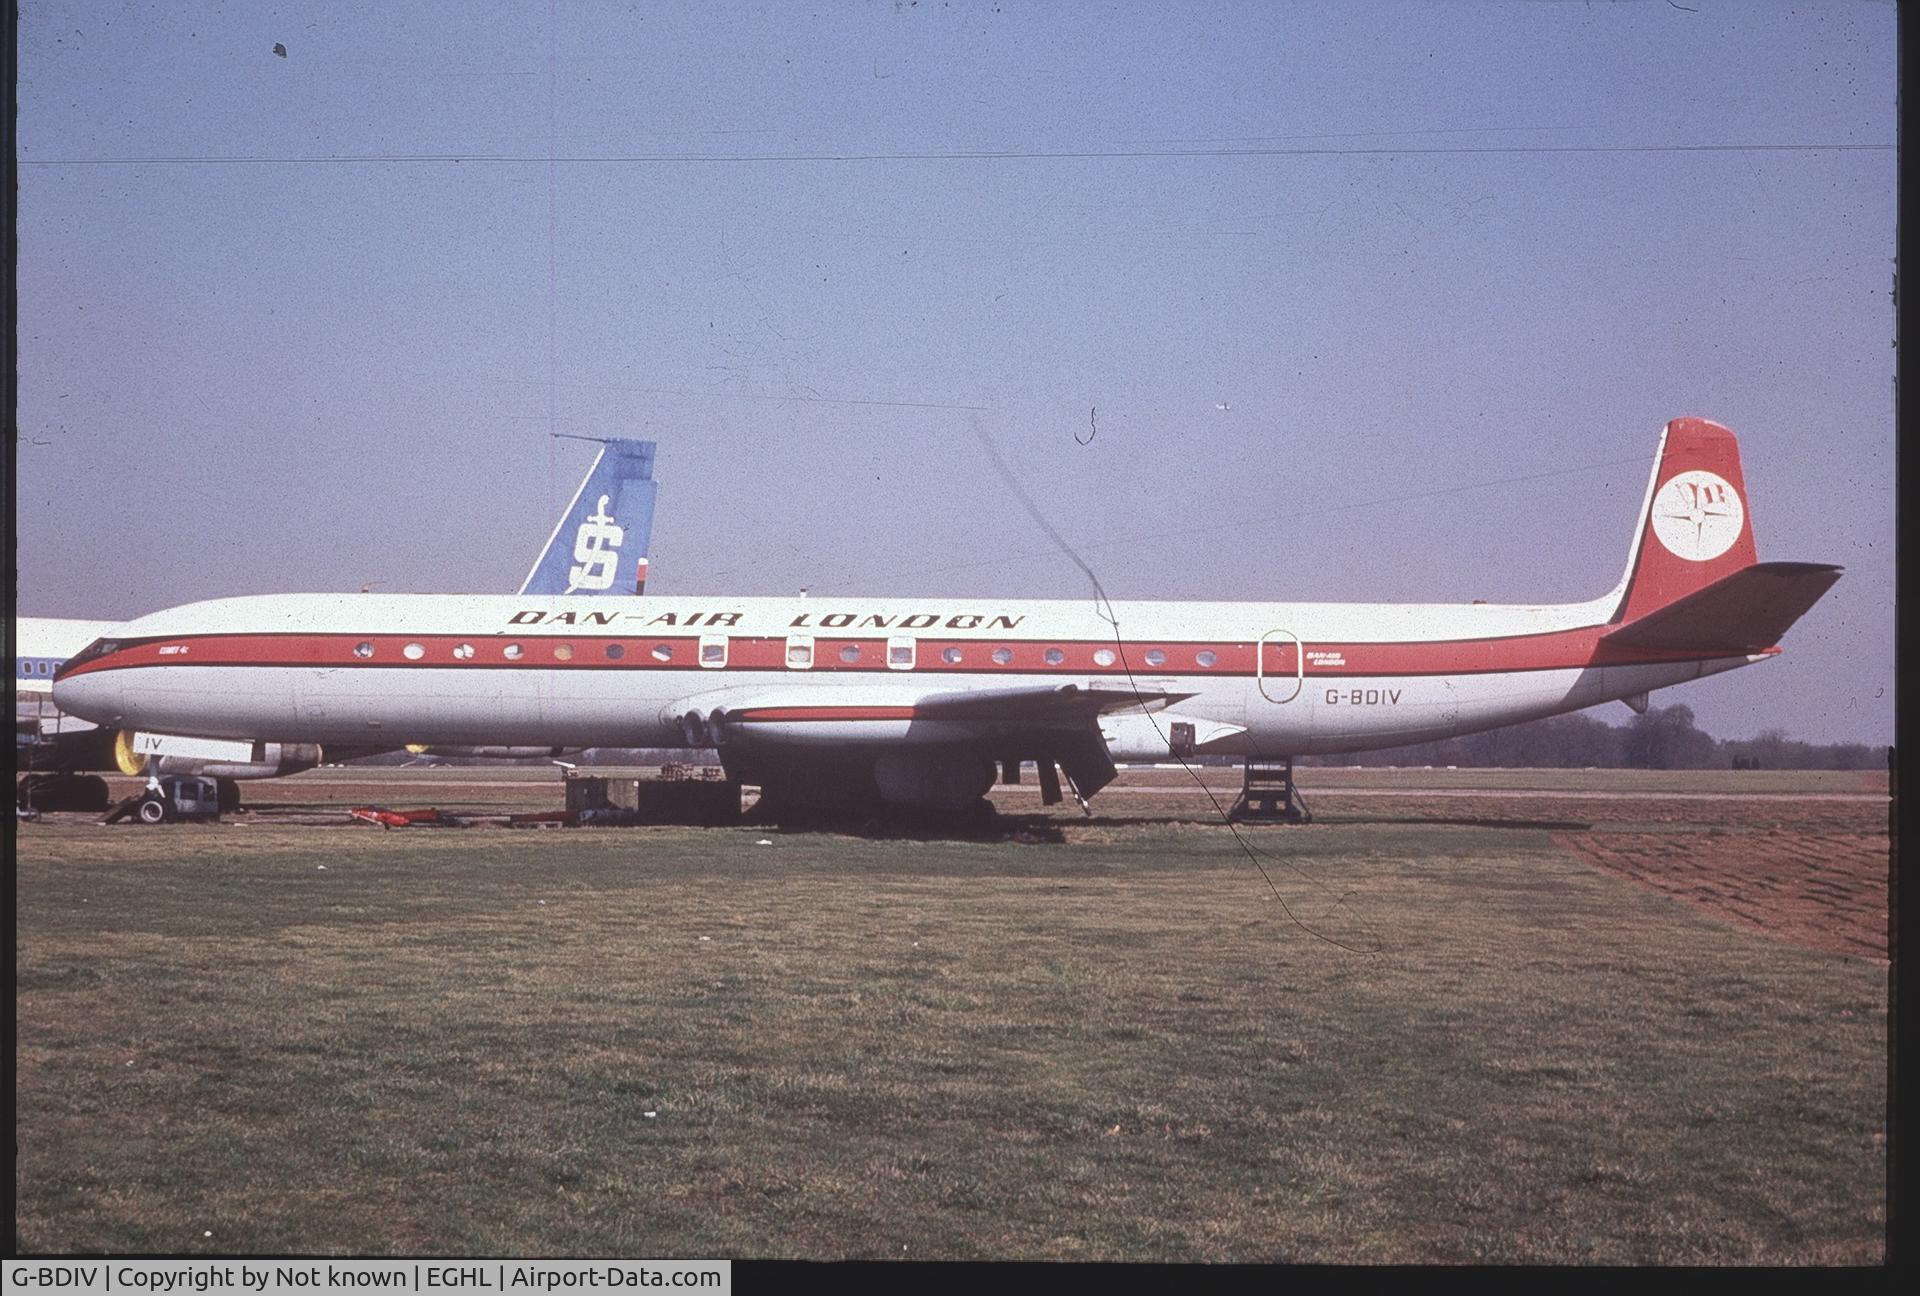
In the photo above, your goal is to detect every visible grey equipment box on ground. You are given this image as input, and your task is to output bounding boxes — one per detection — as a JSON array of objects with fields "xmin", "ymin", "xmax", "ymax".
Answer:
[{"xmin": 564, "ymin": 767, "xmax": 742, "ymax": 825}]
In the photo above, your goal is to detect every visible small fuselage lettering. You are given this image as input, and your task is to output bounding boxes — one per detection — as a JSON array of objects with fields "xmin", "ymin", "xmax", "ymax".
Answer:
[
  {"xmin": 787, "ymin": 611, "xmax": 1022, "ymax": 631},
  {"xmin": 1323, "ymin": 688, "xmax": 1401, "ymax": 706}
]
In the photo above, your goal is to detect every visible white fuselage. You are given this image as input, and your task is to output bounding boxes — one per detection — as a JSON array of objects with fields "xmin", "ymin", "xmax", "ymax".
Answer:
[{"xmin": 50, "ymin": 590, "xmax": 1758, "ymax": 759}]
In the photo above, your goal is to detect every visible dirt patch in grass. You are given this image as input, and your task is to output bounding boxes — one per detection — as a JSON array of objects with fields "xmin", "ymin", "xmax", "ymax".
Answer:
[{"xmin": 1556, "ymin": 831, "xmax": 1888, "ymax": 961}]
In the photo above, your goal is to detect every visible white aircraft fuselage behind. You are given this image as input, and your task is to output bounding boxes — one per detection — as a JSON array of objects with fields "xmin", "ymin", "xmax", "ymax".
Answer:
[{"xmin": 52, "ymin": 419, "xmax": 1841, "ymax": 810}]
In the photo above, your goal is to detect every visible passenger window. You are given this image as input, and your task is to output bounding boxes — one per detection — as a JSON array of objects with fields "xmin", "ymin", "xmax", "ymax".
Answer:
[
  {"xmin": 941, "ymin": 646, "xmax": 963, "ymax": 665},
  {"xmin": 1196, "ymin": 649, "xmax": 1217, "ymax": 668},
  {"xmin": 887, "ymin": 636, "xmax": 915, "ymax": 670},
  {"xmin": 786, "ymin": 635, "xmax": 815, "ymax": 669},
  {"xmin": 1144, "ymin": 649, "xmax": 1166, "ymax": 668},
  {"xmin": 651, "ymin": 644, "xmax": 673, "ymax": 662},
  {"xmin": 1044, "ymin": 648, "xmax": 1065, "ymax": 665},
  {"xmin": 839, "ymin": 644, "xmax": 861, "ymax": 664},
  {"xmin": 1093, "ymin": 648, "xmax": 1116, "ymax": 667},
  {"xmin": 992, "ymin": 647, "xmax": 1013, "ymax": 666},
  {"xmin": 699, "ymin": 634, "xmax": 728, "ymax": 668}
]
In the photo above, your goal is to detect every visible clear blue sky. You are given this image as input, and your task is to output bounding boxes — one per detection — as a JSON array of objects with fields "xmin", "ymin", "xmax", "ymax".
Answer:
[{"xmin": 14, "ymin": 1, "xmax": 1896, "ymax": 745}]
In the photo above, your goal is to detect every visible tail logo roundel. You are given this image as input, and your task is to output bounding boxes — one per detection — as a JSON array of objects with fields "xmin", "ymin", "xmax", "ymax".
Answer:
[{"xmin": 1651, "ymin": 470, "xmax": 1745, "ymax": 562}]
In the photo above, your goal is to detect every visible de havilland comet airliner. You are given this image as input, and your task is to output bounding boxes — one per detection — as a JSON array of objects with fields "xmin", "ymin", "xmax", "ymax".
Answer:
[{"xmin": 53, "ymin": 419, "xmax": 1840, "ymax": 814}]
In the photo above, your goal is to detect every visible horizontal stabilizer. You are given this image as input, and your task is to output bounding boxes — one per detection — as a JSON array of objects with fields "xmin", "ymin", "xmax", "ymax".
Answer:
[{"xmin": 1602, "ymin": 562, "xmax": 1841, "ymax": 655}]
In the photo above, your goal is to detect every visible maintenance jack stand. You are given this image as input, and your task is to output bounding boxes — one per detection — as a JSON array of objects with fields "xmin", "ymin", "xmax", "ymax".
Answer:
[{"xmin": 1228, "ymin": 757, "xmax": 1312, "ymax": 823}]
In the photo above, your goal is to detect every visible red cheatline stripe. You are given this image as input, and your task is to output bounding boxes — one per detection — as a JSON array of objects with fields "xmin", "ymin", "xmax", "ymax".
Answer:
[{"xmin": 55, "ymin": 625, "xmax": 1750, "ymax": 682}]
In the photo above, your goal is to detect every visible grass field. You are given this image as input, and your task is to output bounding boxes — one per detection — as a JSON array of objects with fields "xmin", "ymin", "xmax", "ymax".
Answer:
[{"xmin": 13, "ymin": 769, "xmax": 1889, "ymax": 1261}]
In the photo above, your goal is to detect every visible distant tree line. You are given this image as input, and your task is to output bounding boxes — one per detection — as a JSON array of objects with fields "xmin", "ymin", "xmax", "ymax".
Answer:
[{"xmin": 1299, "ymin": 704, "xmax": 1886, "ymax": 771}]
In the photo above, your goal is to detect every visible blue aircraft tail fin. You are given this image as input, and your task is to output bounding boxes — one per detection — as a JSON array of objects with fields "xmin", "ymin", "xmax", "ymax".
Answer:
[{"xmin": 519, "ymin": 438, "xmax": 658, "ymax": 597}]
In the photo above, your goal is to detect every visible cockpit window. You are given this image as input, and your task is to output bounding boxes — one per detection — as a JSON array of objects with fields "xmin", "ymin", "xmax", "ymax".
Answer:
[{"xmin": 56, "ymin": 638, "xmax": 124, "ymax": 675}]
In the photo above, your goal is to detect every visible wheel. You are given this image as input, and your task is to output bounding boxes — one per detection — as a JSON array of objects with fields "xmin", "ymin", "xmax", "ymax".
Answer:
[{"xmin": 136, "ymin": 797, "xmax": 170, "ymax": 825}]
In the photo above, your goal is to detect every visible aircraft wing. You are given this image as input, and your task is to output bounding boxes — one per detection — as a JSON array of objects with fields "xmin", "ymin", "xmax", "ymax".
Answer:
[
  {"xmin": 901, "ymin": 681, "xmax": 1194, "ymax": 722},
  {"xmin": 705, "ymin": 680, "xmax": 1194, "ymax": 731},
  {"xmin": 685, "ymin": 680, "xmax": 1196, "ymax": 801},
  {"xmin": 1602, "ymin": 561, "xmax": 1842, "ymax": 655}
]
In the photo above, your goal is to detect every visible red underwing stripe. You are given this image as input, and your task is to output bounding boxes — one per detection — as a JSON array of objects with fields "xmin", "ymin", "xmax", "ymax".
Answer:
[{"xmin": 732, "ymin": 707, "xmax": 919, "ymax": 722}]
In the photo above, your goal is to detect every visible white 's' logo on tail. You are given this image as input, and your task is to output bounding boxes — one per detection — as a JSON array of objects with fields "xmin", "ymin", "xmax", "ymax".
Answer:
[
  {"xmin": 567, "ymin": 494, "xmax": 625, "ymax": 592},
  {"xmin": 1651, "ymin": 470, "xmax": 1744, "ymax": 562}
]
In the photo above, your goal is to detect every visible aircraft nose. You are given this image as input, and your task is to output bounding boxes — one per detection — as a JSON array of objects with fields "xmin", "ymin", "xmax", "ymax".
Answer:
[{"xmin": 51, "ymin": 671, "xmax": 125, "ymax": 726}]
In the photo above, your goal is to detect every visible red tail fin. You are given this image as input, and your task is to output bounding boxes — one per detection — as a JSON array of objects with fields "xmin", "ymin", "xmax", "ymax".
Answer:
[{"xmin": 1610, "ymin": 417, "xmax": 1759, "ymax": 624}]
